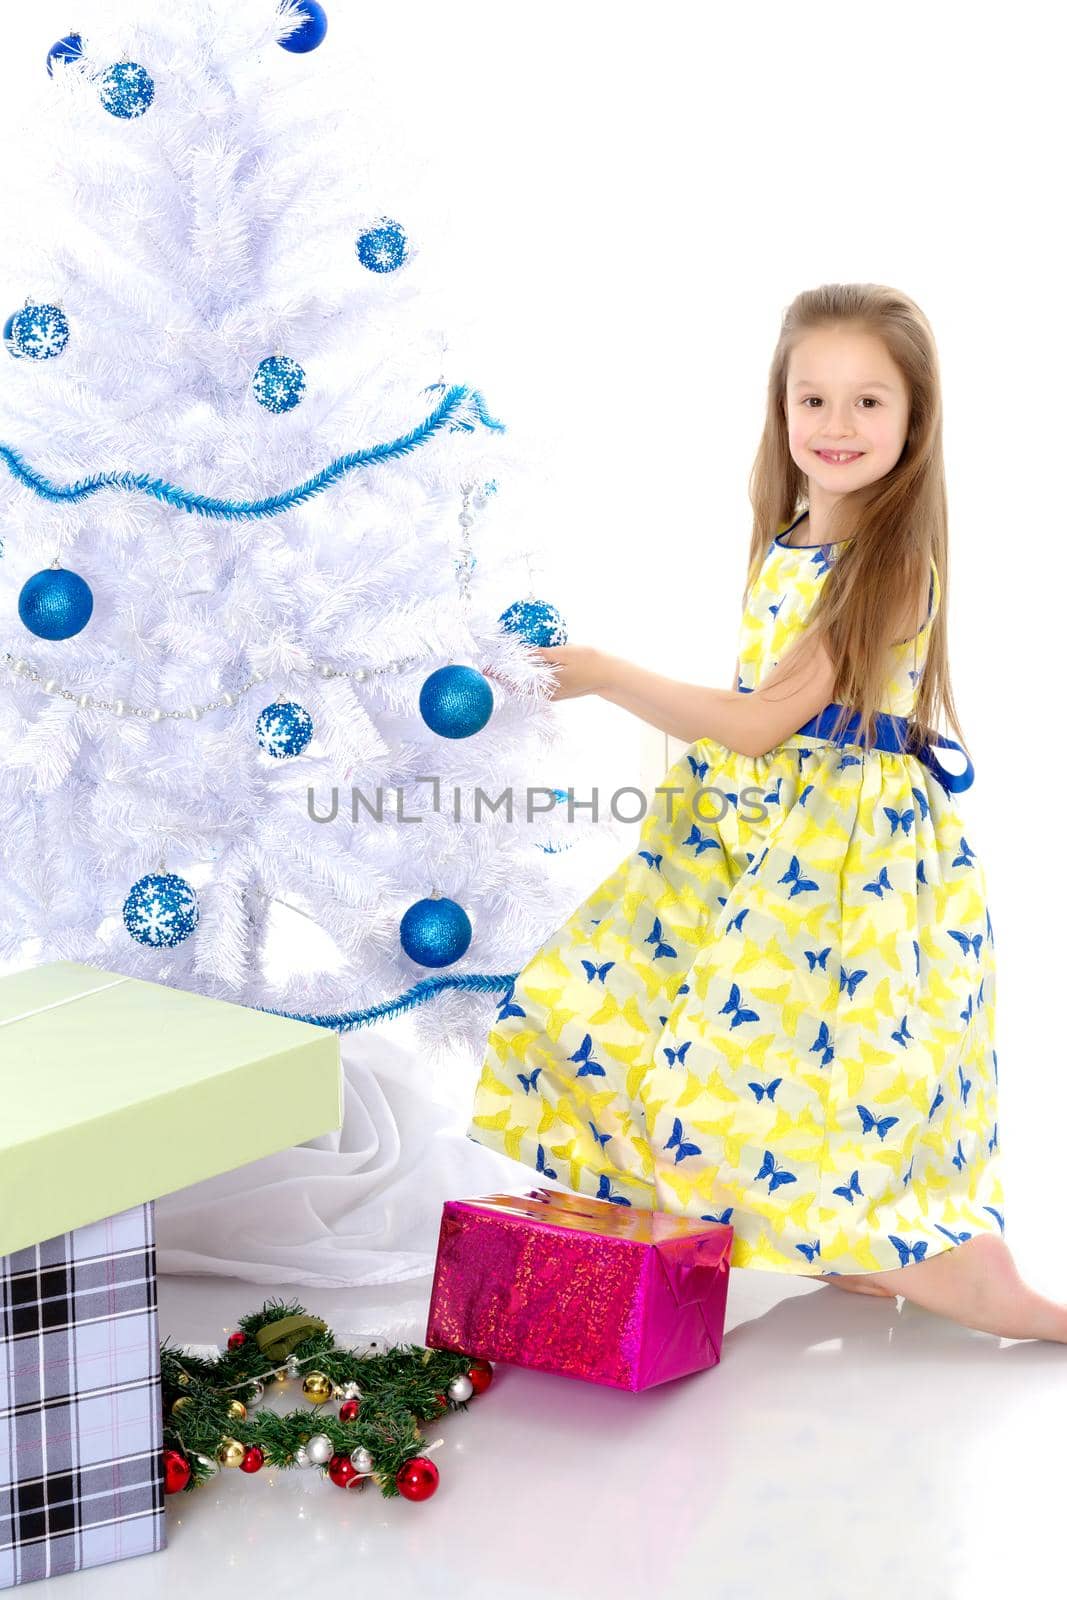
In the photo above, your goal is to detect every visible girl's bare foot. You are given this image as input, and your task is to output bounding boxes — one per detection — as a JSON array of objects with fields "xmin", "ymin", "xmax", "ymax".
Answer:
[
  {"xmin": 814, "ymin": 1273, "xmax": 896, "ymax": 1298},
  {"xmin": 824, "ymin": 1234, "xmax": 1067, "ymax": 1341}
]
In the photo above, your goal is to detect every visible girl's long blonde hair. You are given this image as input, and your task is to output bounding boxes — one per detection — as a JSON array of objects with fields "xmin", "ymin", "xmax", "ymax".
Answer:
[{"xmin": 744, "ymin": 282, "xmax": 968, "ymax": 763}]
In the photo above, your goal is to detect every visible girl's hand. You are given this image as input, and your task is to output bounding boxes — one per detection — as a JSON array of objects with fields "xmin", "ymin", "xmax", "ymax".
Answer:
[
  {"xmin": 526, "ymin": 645, "xmax": 609, "ymax": 700},
  {"xmin": 484, "ymin": 645, "xmax": 609, "ymax": 701}
]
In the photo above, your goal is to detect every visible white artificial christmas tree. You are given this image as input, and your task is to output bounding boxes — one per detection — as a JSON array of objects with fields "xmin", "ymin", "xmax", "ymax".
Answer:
[{"xmin": 0, "ymin": 0, "xmax": 601, "ymax": 1081}]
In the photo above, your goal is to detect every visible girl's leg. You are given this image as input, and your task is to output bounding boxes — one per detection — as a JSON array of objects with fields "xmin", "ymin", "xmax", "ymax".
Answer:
[
  {"xmin": 820, "ymin": 1234, "xmax": 1067, "ymax": 1341},
  {"xmin": 814, "ymin": 1273, "xmax": 895, "ymax": 1298}
]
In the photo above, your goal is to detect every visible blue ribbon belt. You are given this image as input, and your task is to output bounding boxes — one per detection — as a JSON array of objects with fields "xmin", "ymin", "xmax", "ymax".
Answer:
[{"xmin": 794, "ymin": 703, "xmax": 975, "ymax": 794}]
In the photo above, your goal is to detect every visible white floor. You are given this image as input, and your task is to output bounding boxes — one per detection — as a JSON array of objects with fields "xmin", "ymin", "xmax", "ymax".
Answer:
[{"xmin": 28, "ymin": 1201, "xmax": 1067, "ymax": 1600}]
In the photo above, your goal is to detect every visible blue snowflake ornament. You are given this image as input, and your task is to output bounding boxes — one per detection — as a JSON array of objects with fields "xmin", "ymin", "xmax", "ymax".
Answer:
[
  {"xmin": 356, "ymin": 219, "xmax": 408, "ymax": 274},
  {"xmin": 99, "ymin": 62, "xmax": 155, "ymax": 120},
  {"xmin": 498, "ymin": 598, "xmax": 568, "ymax": 648},
  {"xmin": 11, "ymin": 303, "xmax": 70, "ymax": 361},
  {"xmin": 279, "ymin": 1, "xmax": 329, "ymax": 52},
  {"xmin": 252, "ymin": 355, "xmax": 306, "ymax": 413},
  {"xmin": 256, "ymin": 700, "xmax": 314, "ymax": 758},
  {"xmin": 46, "ymin": 33, "xmax": 83, "ymax": 77},
  {"xmin": 123, "ymin": 872, "xmax": 199, "ymax": 948}
]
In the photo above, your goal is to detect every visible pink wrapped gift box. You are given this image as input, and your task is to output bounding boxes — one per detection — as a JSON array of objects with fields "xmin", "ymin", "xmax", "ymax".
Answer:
[{"xmin": 424, "ymin": 1188, "xmax": 732, "ymax": 1391}]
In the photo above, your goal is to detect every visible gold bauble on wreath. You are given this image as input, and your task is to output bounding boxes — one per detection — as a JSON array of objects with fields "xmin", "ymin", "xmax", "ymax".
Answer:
[
  {"xmin": 227, "ymin": 1400, "xmax": 247, "ymax": 1421},
  {"xmin": 171, "ymin": 1396, "xmax": 193, "ymax": 1415},
  {"xmin": 301, "ymin": 1371, "xmax": 333, "ymax": 1404},
  {"xmin": 217, "ymin": 1437, "xmax": 246, "ymax": 1469}
]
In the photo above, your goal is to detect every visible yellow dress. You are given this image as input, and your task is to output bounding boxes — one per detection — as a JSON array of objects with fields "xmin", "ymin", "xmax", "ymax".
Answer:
[{"xmin": 465, "ymin": 514, "xmax": 1005, "ymax": 1277}]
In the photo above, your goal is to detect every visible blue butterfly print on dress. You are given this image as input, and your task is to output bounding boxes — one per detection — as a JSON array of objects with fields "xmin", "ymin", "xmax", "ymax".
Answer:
[
  {"xmin": 719, "ymin": 982, "xmax": 760, "ymax": 1028},
  {"xmin": 755, "ymin": 1150, "xmax": 797, "ymax": 1191},
  {"xmin": 839, "ymin": 965, "xmax": 868, "ymax": 999},
  {"xmin": 535, "ymin": 1144, "xmax": 558, "ymax": 1180},
  {"xmin": 911, "ymin": 787, "xmax": 930, "ymax": 823},
  {"xmin": 687, "ymin": 753, "xmax": 709, "ymax": 781},
  {"xmin": 953, "ymin": 836, "xmax": 976, "ymax": 868},
  {"xmin": 748, "ymin": 1077, "xmax": 782, "ymax": 1103},
  {"xmin": 700, "ymin": 1207, "xmax": 735, "ymax": 1225},
  {"xmin": 958, "ymin": 1064, "xmax": 972, "ymax": 1105},
  {"xmin": 596, "ymin": 1174, "xmax": 631, "ymax": 1206},
  {"xmin": 863, "ymin": 865, "xmax": 893, "ymax": 899},
  {"xmin": 857, "ymin": 1104, "xmax": 899, "ymax": 1141},
  {"xmin": 889, "ymin": 1235, "xmax": 929, "ymax": 1266},
  {"xmin": 927, "ymin": 1083, "xmax": 944, "ymax": 1120},
  {"xmin": 832, "ymin": 1169, "xmax": 863, "ymax": 1204},
  {"xmin": 645, "ymin": 917, "xmax": 677, "ymax": 960},
  {"xmin": 683, "ymin": 823, "xmax": 720, "ymax": 856},
  {"xmin": 934, "ymin": 1224, "xmax": 972, "ymax": 1245},
  {"xmin": 638, "ymin": 850, "xmax": 663, "ymax": 871},
  {"xmin": 884, "ymin": 805, "xmax": 915, "ymax": 836},
  {"xmin": 581, "ymin": 959, "xmax": 615, "ymax": 983},
  {"xmin": 890, "ymin": 1015, "xmax": 913, "ymax": 1048},
  {"xmin": 497, "ymin": 979, "xmax": 526, "ymax": 1022},
  {"xmin": 780, "ymin": 854, "xmax": 819, "ymax": 897},
  {"xmin": 663, "ymin": 1040, "xmax": 692, "ymax": 1069},
  {"xmin": 568, "ymin": 1033, "xmax": 606, "ymax": 1077},
  {"xmin": 517, "ymin": 1067, "xmax": 542, "ymax": 1095},
  {"xmin": 664, "ymin": 1117, "xmax": 702, "ymax": 1163},
  {"xmin": 810, "ymin": 1020, "xmax": 835, "ymax": 1068},
  {"xmin": 588, "ymin": 1121, "xmax": 612, "ymax": 1150},
  {"xmin": 983, "ymin": 1206, "xmax": 1005, "ymax": 1233},
  {"xmin": 951, "ymin": 1139, "xmax": 967, "ymax": 1172},
  {"xmin": 796, "ymin": 1240, "xmax": 822, "ymax": 1263},
  {"xmin": 725, "ymin": 908, "xmax": 751, "ymax": 935},
  {"xmin": 948, "ymin": 930, "xmax": 982, "ymax": 959},
  {"xmin": 804, "ymin": 946, "xmax": 831, "ymax": 972}
]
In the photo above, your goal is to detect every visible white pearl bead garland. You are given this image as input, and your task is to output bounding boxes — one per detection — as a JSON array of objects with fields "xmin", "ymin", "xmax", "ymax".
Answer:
[{"xmin": 1, "ymin": 650, "xmax": 419, "ymax": 721}]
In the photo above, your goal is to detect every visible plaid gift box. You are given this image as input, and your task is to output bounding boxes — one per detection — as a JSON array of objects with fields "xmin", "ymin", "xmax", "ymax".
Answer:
[
  {"xmin": 1, "ymin": 1203, "xmax": 164, "ymax": 1590},
  {"xmin": 0, "ymin": 958, "xmax": 343, "ymax": 1588}
]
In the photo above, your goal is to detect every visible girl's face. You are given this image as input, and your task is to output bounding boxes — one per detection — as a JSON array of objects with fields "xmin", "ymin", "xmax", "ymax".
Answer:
[{"xmin": 784, "ymin": 327, "xmax": 910, "ymax": 504}]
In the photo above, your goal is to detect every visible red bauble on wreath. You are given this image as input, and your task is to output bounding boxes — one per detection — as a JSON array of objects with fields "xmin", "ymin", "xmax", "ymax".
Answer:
[
  {"xmin": 338, "ymin": 1398, "xmax": 360, "ymax": 1423},
  {"xmin": 239, "ymin": 1446, "xmax": 265, "ymax": 1474},
  {"xmin": 395, "ymin": 1456, "xmax": 439, "ymax": 1501},
  {"xmin": 467, "ymin": 1358, "xmax": 494, "ymax": 1395},
  {"xmin": 227, "ymin": 1330, "xmax": 247, "ymax": 1351},
  {"xmin": 328, "ymin": 1453, "xmax": 361, "ymax": 1489},
  {"xmin": 162, "ymin": 1448, "xmax": 191, "ymax": 1494}
]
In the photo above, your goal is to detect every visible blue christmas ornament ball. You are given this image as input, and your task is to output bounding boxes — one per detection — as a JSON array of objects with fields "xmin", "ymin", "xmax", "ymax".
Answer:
[
  {"xmin": 253, "ymin": 355, "xmax": 306, "ymax": 413},
  {"xmin": 399, "ymin": 896, "xmax": 472, "ymax": 968},
  {"xmin": 498, "ymin": 598, "xmax": 568, "ymax": 648},
  {"xmin": 356, "ymin": 219, "xmax": 408, "ymax": 274},
  {"xmin": 11, "ymin": 303, "xmax": 69, "ymax": 361},
  {"xmin": 419, "ymin": 665, "xmax": 493, "ymax": 739},
  {"xmin": 279, "ymin": 1, "xmax": 328, "ymax": 52},
  {"xmin": 46, "ymin": 33, "xmax": 83, "ymax": 76},
  {"xmin": 99, "ymin": 62, "xmax": 155, "ymax": 120},
  {"xmin": 256, "ymin": 700, "xmax": 314, "ymax": 759},
  {"xmin": 18, "ymin": 567, "xmax": 94, "ymax": 640},
  {"xmin": 123, "ymin": 872, "xmax": 200, "ymax": 948},
  {"xmin": 3, "ymin": 312, "xmax": 22, "ymax": 360}
]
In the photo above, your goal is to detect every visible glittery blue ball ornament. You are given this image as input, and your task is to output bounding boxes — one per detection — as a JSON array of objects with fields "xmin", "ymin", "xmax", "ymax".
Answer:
[
  {"xmin": 399, "ymin": 896, "xmax": 472, "ymax": 968},
  {"xmin": 356, "ymin": 219, "xmax": 408, "ymax": 274},
  {"xmin": 99, "ymin": 62, "xmax": 155, "ymax": 119},
  {"xmin": 418, "ymin": 665, "xmax": 493, "ymax": 739},
  {"xmin": 46, "ymin": 33, "xmax": 83, "ymax": 76},
  {"xmin": 18, "ymin": 567, "xmax": 94, "ymax": 640},
  {"xmin": 123, "ymin": 872, "xmax": 200, "ymax": 948},
  {"xmin": 253, "ymin": 355, "xmax": 306, "ymax": 413},
  {"xmin": 11, "ymin": 303, "xmax": 69, "ymax": 361},
  {"xmin": 3, "ymin": 312, "xmax": 22, "ymax": 360},
  {"xmin": 279, "ymin": 1, "xmax": 328, "ymax": 52},
  {"xmin": 256, "ymin": 700, "xmax": 314, "ymax": 759},
  {"xmin": 498, "ymin": 599, "xmax": 568, "ymax": 648}
]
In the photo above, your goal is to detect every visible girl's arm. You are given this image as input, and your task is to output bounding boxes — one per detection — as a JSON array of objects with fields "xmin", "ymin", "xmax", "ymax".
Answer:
[{"xmin": 593, "ymin": 631, "xmax": 839, "ymax": 756}]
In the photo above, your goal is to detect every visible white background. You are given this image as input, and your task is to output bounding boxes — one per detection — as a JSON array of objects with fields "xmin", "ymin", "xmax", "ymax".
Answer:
[{"xmin": 1, "ymin": 2, "xmax": 1062, "ymax": 1275}]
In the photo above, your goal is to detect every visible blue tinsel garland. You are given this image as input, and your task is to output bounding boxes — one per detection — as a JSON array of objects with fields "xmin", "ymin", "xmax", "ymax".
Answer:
[
  {"xmin": 258, "ymin": 970, "xmax": 520, "ymax": 1032},
  {"xmin": 0, "ymin": 385, "xmax": 503, "ymax": 521}
]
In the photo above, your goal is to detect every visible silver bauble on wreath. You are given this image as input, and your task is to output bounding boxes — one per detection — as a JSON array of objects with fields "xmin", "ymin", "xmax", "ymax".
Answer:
[
  {"xmin": 352, "ymin": 1447, "xmax": 374, "ymax": 1474},
  {"xmin": 448, "ymin": 1374, "xmax": 474, "ymax": 1403},
  {"xmin": 304, "ymin": 1433, "xmax": 334, "ymax": 1466}
]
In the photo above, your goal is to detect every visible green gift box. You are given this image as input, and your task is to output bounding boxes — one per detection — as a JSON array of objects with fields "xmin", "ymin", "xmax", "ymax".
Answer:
[{"xmin": 0, "ymin": 959, "xmax": 342, "ymax": 1257}]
